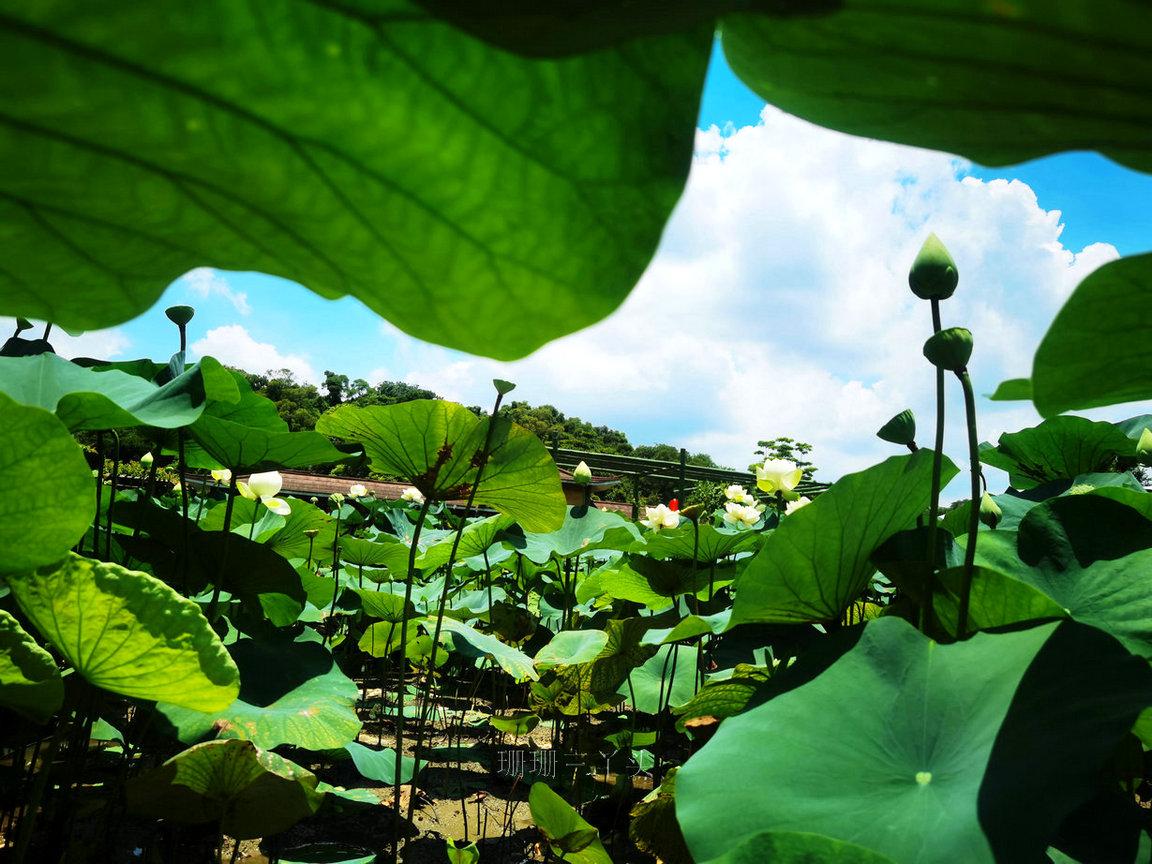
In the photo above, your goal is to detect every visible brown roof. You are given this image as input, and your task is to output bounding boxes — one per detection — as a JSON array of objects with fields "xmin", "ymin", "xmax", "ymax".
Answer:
[{"xmin": 234, "ymin": 469, "xmax": 633, "ymax": 516}]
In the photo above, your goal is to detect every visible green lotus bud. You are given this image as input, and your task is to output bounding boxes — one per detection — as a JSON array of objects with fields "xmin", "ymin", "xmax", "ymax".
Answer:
[
  {"xmin": 139, "ymin": 451, "xmax": 154, "ymax": 467},
  {"xmin": 1137, "ymin": 428, "xmax": 1152, "ymax": 458},
  {"xmin": 164, "ymin": 305, "xmax": 196, "ymax": 327},
  {"xmin": 979, "ymin": 491, "xmax": 1002, "ymax": 529},
  {"xmin": 572, "ymin": 460, "xmax": 592, "ymax": 484},
  {"xmin": 909, "ymin": 234, "xmax": 958, "ymax": 301},
  {"xmin": 876, "ymin": 409, "xmax": 916, "ymax": 446},
  {"xmin": 923, "ymin": 327, "xmax": 973, "ymax": 372}
]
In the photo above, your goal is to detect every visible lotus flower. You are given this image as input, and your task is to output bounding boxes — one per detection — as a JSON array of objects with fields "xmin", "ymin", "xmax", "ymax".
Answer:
[
  {"xmin": 242, "ymin": 470, "xmax": 291, "ymax": 515},
  {"xmin": 785, "ymin": 496, "xmax": 812, "ymax": 515},
  {"xmin": 211, "ymin": 468, "xmax": 232, "ymax": 485},
  {"xmin": 756, "ymin": 459, "xmax": 802, "ymax": 494},
  {"xmin": 140, "ymin": 451, "xmax": 154, "ymax": 467},
  {"xmin": 640, "ymin": 503, "xmax": 680, "ymax": 531},
  {"xmin": 722, "ymin": 501, "xmax": 764, "ymax": 529},
  {"xmin": 724, "ymin": 484, "xmax": 755, "ymax": 505},
  {"xmin": 329, "ymin": 492, "xmax": 345, "ymax": 506},
  {"xmin": 237, "ymin": 481, "xmax": 256, "ymax": 500},
  {"xmin": 348, "ymin": 483, "xmax": 368, "ymax": 498},
  {"xmin": 573, "ymin": 461, "xmax": 592, "ymax": 484},
  {"xmin": 401, "ymin": 487, "xmax": 425, "ymax": 504}
]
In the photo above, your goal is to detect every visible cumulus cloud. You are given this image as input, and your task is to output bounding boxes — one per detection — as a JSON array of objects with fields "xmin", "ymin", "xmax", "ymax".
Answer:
[
  {"xmin": 371, "ymin": 106, "xmax": 1136, "ymax": 488},
  {"xmin": 191, "ymin": 324, "xmax": 319, "ymax": 384},
  {"xmin": 180, "ymin": 268, "xmax": 251, "ymax": 316}
]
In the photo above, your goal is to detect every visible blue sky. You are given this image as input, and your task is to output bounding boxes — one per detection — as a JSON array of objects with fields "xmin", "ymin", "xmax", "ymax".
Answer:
[{"xmin": 23, "ymin": 45, "xmax": 1152, "ymax": 487}]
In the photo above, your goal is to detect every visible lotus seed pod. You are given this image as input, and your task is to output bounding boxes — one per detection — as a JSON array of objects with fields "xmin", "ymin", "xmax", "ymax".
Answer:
[
  {"xmin": 164, "ymin": 305, "xmax": 196, "ymax": 327},
  {"xmin": 303, "ymin": 528, "xmax": 320, "ymax": 539},
  {"xmin": 680, "ymin": 503, "xmax": 706, "ymax": 522},
  {"xmin": 979, "ymin": 491, "xmax": 1002, "ymax": 529},
  {"xmin": 15, "ymin": 318, "xmax": 32, "ymax": 333},
  {"xmin": 493, "ymin": 378, "xmax": 516, "ymax": 395},
  {"xmin": 876, "ymin": 409, "xmax": 916, "ymax": 446},
  {"xmin": 923, "ymin": 327, "xmax": 973, "ymax": 372},
  {"xmin": 909, "ymin": 234, "xmax": 958, "ymax": 301}
]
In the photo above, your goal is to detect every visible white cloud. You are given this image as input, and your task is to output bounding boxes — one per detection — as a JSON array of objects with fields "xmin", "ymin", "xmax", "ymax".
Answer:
[
  {"xmin": 180, "ymin": 268, "xmax": 251, "ymax": 316},
  {"xmin": 371, "ymin": 106, "xmax": 1139, "ymax": 489},
  {"xmin": 0, "ymin": 317, "xmax": 130, "ymax": 359},
  {"xmin": 191, "ymin": 324, "xmax": 319, "ymax": 384}
]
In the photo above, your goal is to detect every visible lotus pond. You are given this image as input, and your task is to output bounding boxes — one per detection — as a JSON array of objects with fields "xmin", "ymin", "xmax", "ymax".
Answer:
[{"xmin": 4, "ymin": 3, "xmax": 1152, "ymax": 863}]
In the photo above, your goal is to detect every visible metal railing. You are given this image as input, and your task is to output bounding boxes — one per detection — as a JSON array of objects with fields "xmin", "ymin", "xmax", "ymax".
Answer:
[{"xmin": 548, "ymin": 435, "xmax": 828, "ymax": 516}]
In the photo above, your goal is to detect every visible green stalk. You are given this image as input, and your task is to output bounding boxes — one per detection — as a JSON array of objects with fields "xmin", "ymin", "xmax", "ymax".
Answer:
[
  {"xmin": 405, "ymin": 388, "xmax": 508, "ymax": 830},
  {"xmin": 955, "ymin": 369, "xmax": 982, "ymax": 638},
  {"xmin": 205, "ymin": 476, "xmax": 238, "ymax": 622},
  {"xmin": 389, "ymin": 495, "xmax": 433, "ymax": 861},
  {"xmin": 922, "ymin": 299, "xmax": 946, "ymax": 633}
]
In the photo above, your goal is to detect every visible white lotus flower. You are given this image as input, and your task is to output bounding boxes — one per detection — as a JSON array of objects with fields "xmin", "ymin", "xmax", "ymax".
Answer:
[
  {"xmin": 723, "ymin": 501, "xmax": 763, "ymax": 529},
  {"xmin": 329, "ymin": 492, "xmax": 345, "ymax": 506},
  {"xmin": 724, "ymin": 484, "xmax": 755, "ymax": 505},
  {"xmin": 264, "ymin": 497, "xmax": 292, "ymax": 516},
  {"xmin": 785, "ymin": 496, "xmax": 812, "ymax": 515},
  {"xmin": 640, "ymin": 503, "xmax": 680, "ymax": 531},
  {"xmin": 237, "ymin": 481, "xmax": 256, "ymax": 501},
  {"xmin": 573, "ymin": 461, "xmax": 592, "ymax": 484},
  {"xmin": 211, "ymin": 468, "xmax": 232, "ymax": 485},
  {"xmin": 247, "ymin": 471, "xmax": 283, "ymax": 500},
  {"xmin": 401, "ymin": 487, "xmax": 425, "ymax": 504},
  {"xmin": 756, "ymin": 459, "xmax": 802, "ymax": 494},
  {"xmin": 348, "ymin": 483, "xmax": 367, "ymax": 498}
]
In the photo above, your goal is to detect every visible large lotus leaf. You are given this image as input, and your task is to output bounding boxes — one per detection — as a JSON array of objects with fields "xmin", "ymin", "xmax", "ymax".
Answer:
[
  {"xmin": 317, "ymin": 401, "xmax": 564, "ymax": 532},
  {"xmin": 621, "ymin": 644, "xmax": 699, "ymax": 714},
  {"xmin": 931, "ymin": 565, "xmax": 1067, "ymax": 638},
  {"xmin": 637, "ymin": 520, "xmax": 761, "ymax": 563},
  {"xmin": 263, "ymin": 499, "xmax": 336, "ymax": 560},
  {"xmin": 549, "ymin": 617, "xmax": 657, "ymax": 716},
  {"xmin": 0, "ymin": 3, "xmax": 709, "ymax": 360},
  {"xmin": 0, "ymin": 608, "xmax": 63, "ymax": 722},
  {"xmin": 158, "ymin": 633, "xmax": 360, "ymax": 750},
  {"xmin": 534, "ymin": 629, "xmax": 609, "ymax": 670},
  {"xmin": 417, "ymin": 513, "xmax": 516, "ymax": 571},
  {"xmin": 0, "ymin": 393, "xmax": 95, "ymax": 573},
  {"xmin": 344, "ymin": 740, "xmax": 417, "ymax": 786},
  {"xmin": 529, "ymin": 781, "xmax": 612, "ymax": 864},
  {"xmin": 190, "ymin": 418, "xmax": 353, "ymax": 473},
  {"xmin": 702, "ymin": 832, "xmax": 896, "ymax": 864},
  {"xmin": 126, "ymin": 739, "xmax": 322, "ymax": 839},
  {"xmin": 7, "ymin": 554, "xmax": 239, "ymax": 710},
  {"xmin": 676, "ymin": 617, "xmax": 1152, "ymax": 864},
  {"xmin": 354, "ymin": 587, "xmax": 416, "ymax": 623},
  {"xmin": 340, "ymin": 534, "xmax": 411, "ymax": 572},
  {"xmin": 1032, "ymin": 255, "xmax": 1152, "ymax": 416},
  {"xmin": 722, "ymin": 4, "xmax": 1152, "ymax": 173},
  {"xmin": 966, "ymin": 496, "xmax": 1152, "ymax": 659},
  {"xmin": 122, "ymin": 521, "xmax": 306, "ymax": 624},
  {"xmin": 978, "ymin": 416, "xmax": 1135, "ymax": 489},
  {"xmin": 732, "ymin": 451, "xmax": 955, "ymax": 625},
  {"xmin": 506, "ymin": 505, "xmax": 642, "ymax": 564},
  {"xmin": 577, "ymin": 560, "xmax": 667, "ymax": 609},
  {"xmin": 0, "ymin": 353, "xmax": 208, "ymax": 430},
  {"xmin": 434, "ymin": 617, "xmax": 537, "ymax": 681}
]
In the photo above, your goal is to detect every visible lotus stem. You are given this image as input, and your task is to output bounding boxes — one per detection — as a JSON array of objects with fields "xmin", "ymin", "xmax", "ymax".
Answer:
[
  {"xmin": 205, "ymin": 475, "xmax": 238, "ymax": 622},
  {"xmin": 955, "ymin": 369, "xmax": 981, "ymax": 638},
  {"xmin": 405, "ymin": 387, "xmax": 508, "ymax": 831},
  {"xmin": 923, "ymin": 299, "xmax": 946, "ymax": 632}
]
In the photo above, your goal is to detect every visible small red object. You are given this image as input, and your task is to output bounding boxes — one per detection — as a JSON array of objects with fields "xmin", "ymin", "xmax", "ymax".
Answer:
[{"xmin": 668, "ymin": 498, "xmax": 679, "ymax": 511}]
